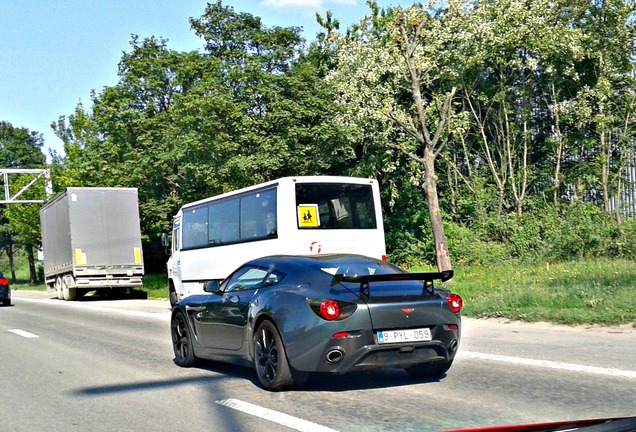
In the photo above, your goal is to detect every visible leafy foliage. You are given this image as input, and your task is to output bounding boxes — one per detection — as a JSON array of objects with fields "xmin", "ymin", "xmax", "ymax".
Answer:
[{"xmin": 4, "ymin": 0, "xmax": 636, "ymax": 273}]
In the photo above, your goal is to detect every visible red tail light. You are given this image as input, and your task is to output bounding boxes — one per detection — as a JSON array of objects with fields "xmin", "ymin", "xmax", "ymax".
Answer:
[
  {"xmin": 308, "ymin": 299, "xmax": 356, "ymax": 321},
  {"xmin": 319, "ymin": 300, "xmax": 342, "ymax": 321},
  {"xmin": 446, "ymin": 294, "xmax": 463, "ymax": 313},
  {"xmin": 0, "ymin": 278, "xmax": 9, "ymax": 286}
]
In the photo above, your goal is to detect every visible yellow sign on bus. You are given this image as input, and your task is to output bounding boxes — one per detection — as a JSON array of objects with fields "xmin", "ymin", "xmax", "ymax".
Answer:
[{"xmin": 297, "ymin": 204, "xmax": 319, "ymax": 228}]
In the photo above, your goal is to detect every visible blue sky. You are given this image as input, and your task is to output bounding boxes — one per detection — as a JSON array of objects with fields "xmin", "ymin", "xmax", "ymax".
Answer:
[{"xmin": 0, "ymin": 0, "xmax": 414, "ymax": 159}]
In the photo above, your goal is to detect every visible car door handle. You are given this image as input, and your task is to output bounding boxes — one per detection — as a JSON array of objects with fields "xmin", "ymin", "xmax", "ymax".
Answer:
[{"xmin": 185, "ymin": 305, "xmax": 205, "ymax": 312}]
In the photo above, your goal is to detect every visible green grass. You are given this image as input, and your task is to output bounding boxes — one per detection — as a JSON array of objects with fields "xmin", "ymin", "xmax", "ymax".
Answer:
[
  {"xmin": 143, "ymin": 273, "xmax": 168, "ymax": 300},
  {"xmin": 412, "ymin": 259, "xmax": 636, "ymax": 327}
]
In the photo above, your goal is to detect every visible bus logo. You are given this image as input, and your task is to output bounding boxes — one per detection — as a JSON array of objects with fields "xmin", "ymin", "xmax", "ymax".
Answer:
[{"xmin": 309, "ymin": 241, "xmax": 322, "ymax": 254}]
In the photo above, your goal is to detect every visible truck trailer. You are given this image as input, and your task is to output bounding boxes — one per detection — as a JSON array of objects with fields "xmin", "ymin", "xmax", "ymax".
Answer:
[{"xmin": 40, "ymin": 187, "xmax": 144, "ymax": 300}]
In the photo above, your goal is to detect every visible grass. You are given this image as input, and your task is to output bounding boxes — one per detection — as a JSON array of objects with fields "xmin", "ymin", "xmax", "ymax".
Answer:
[
  {"xmin": 412, "ymin": 258, "xmax": 636, "ymax": 327},
  {"xmin": 143, "ymin": 273, "xmax": 168, "ymax": 300},
  {"xmin": 5, "ymin": 255, "xmax": 635, "ymax": 327}
]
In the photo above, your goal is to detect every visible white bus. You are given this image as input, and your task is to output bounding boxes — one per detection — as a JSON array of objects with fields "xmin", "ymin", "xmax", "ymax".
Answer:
[{"xmin": 164, "ymin": 176, "xmax": 386, "ymax": 305}]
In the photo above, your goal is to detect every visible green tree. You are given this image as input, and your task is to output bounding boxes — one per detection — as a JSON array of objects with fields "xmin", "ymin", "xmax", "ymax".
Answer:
[{"xmin": 53, "ymin": 2, "xmax": 348, "ymax": 271}]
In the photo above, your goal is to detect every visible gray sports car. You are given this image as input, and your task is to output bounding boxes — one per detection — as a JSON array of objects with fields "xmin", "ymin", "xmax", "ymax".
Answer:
[{"xmin": 170, "ymin": 254, "xmax": 463, "ymax": 391}]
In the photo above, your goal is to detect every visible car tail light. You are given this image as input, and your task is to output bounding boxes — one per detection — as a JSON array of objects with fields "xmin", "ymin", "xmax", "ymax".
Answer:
[
  {"xmin": 320, "ymin": 300, "xmax": 341, "ymax": 320},
  {"xmin": 446, "ymin": 294, "xmax": 463, "ymax": 313},
  {"xmin": 0, "ymin": 278, "xmax": 9, "ymax": 287},
  {"xmin": 308, "ymin": 299, "xmax": 357, "ymax": 321}
]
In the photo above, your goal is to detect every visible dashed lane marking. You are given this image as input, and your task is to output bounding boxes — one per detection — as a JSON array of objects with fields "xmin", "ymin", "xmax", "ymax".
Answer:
[
  {"xmin": 458, "ymin": 350, "xmax": 636, "ymax": 379},
  {"xmin": 9, "ymin": 329, "xmax": 39, "ymax": 338},
  {"xmin": 216, "ymin": 398, "xmax": 339, "ymax": 432}
]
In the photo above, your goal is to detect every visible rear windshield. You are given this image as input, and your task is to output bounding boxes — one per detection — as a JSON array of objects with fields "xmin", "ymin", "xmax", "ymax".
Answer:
[
  {"xmin": 318, "ymin": 260, "xmax": 432, "ymax": 298},
  {"xmin": 295, "ymin": 183, "xmax": 377, "ymax": 229}
]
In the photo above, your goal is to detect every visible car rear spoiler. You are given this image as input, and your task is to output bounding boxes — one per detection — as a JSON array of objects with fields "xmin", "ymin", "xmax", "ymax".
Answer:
[{"xmin": 331, "ymin": 270, "xmax": 454, "ymax": 298}]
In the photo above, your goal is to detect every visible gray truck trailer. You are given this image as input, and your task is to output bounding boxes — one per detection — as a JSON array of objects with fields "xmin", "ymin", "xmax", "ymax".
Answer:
[{"xmin": 40, "ymin": 187, "xmax": 144, "ymax": 300}]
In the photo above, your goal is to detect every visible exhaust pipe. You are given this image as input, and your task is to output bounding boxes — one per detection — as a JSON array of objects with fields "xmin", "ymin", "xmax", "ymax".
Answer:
[
  {"xmin": 325, "ymin": 349, "xmax": 345, "ymax": 364},
  {"xmin": 448, "ymin": 339, "xmax": 458, "ymax": 354}
]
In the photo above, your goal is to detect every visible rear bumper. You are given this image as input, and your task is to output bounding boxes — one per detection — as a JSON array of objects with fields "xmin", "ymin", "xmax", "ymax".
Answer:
[
  {"xmin": 0, "ymin": 285, "xmax": 10, "ymax": 300},
  {"xmin": 306, "ymin": 325, "xmax": 461, "ymax": 374},
  {"xmin": 74, "ymin": 277, "xmax": 144, "ymax": 288}
]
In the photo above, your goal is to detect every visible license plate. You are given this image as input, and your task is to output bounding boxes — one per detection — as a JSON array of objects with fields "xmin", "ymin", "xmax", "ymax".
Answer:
[{"xmin": 377, "ymin": 328, "xmax": 432, "ymax": 344}]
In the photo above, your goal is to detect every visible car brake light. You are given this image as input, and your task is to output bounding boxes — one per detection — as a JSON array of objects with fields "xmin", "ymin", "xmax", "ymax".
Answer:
[
  {"xmin": 446, "ymin": 294, "xmax": 463, "ymax": 313},
  {"xmin": 319, "ymin": 300, "xmax": 342, "ymax": 321},
  {"xmin": 0, "ymin": 278, "xmax": 8, "ymax": 286}
]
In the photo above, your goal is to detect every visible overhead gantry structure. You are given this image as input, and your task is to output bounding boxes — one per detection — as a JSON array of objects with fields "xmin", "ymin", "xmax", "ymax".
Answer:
[{"xmin": 0, "ymin": 168, "xmax": 52, "ymax": 204}]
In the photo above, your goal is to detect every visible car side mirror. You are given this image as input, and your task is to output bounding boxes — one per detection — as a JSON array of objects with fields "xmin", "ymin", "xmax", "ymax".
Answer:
[{"xmin": 203, "ymin": 280, "xmax": 220, "ymax": 294}]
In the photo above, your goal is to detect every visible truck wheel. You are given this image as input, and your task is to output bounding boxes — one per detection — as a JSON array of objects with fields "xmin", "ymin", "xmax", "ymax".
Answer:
[
  {"xmin": 55, "ymin": 277, "xmax": 64, "ymax": 300},
  {"xmin": 62, "ymin": 279, "xmax": 77, "ymax": 301}
]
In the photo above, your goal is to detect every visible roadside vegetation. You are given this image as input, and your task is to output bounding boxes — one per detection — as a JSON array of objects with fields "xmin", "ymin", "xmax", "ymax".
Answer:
[
  {"xmin": 4, "ymin": 253, "xmax": 635, "ymax": 327},
  {"xmin": 1, "ymin": 1, "xmax": 635, "ymax": 328}
]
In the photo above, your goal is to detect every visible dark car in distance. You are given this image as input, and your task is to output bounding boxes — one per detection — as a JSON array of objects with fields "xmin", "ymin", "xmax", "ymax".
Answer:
[
  {"xmin": 170, "ymin": 254, "xmax": 463, "ymax": 391},
  {"xmin": 0, "ymin": 271, "xmax": 11, "ymax": 306}
]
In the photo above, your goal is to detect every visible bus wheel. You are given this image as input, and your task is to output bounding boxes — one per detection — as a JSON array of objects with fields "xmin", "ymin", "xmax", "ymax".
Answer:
[{"xmin": 169, "ymin": 286, "xmax": 178, "ymax": 308}]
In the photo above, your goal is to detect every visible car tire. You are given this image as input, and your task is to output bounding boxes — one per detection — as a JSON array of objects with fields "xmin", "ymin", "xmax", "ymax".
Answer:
[
  {"xmin": 171, "ymin": 310, "xmax": 197, "ymax": 367},
  {"xmin": 253, "ymin": 320, "xmax": 294, "ymax": 391},
  {"xmin": 405, "ymin": 359, "xmax": 453, "ymax": 379},
  {"xmin": 2, "ymin": 299, "xmax": 9, "ymax": 306}
]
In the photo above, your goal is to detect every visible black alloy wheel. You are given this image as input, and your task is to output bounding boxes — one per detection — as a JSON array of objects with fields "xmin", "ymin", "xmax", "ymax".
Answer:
[
  {"xmin": 171, "ymin": 311, "xmax": 197, "ymax": 367},
  {"xmin": 253, "ymin": 320, "xmax": 294, "ymax": 391}
]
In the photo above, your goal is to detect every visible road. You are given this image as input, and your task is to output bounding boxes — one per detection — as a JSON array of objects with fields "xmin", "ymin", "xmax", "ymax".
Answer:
[{"xmin": 1, "ymin": 291, "xmax": 635, "ymax": 432}]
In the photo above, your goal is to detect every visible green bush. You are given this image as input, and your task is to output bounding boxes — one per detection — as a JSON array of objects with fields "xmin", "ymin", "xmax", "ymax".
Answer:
[
  {"xmin": 444, "ymin": 221, "xmax": 508, "ymax": 266},
  {"xmin": 547, "ymin": 203, "xmax": 621, "ymax": 261},
  {"xmin": 386, "ymin": 220, "xmax": 509, "ymax": 268}
]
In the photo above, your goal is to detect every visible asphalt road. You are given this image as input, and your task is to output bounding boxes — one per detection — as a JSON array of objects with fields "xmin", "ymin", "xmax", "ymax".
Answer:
[{"xmin": 1, "ymin": 290, "xmax": 635, "ymax": 432}]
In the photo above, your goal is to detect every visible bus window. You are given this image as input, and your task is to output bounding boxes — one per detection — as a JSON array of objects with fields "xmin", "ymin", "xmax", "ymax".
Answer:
[
  {"xmin": 240, "ymin": 188, "xmax": 277, "ymax": 240},
  {"xmin": 209, "ymin": 199, "xmax": 240, "ymax": 245},
  {"xmin": 183, "ymin": 208, "xmax": 208, "ymax": 249},
  {"xmin": 296, "ymin": 183, "xmax": 377, "ymax": 229}
]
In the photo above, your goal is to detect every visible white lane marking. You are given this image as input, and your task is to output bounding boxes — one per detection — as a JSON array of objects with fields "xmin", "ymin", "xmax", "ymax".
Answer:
[
  {"xmin": 216, "ymin": 398, "xmax": 339, "ymax": 432},
  {"xmin": 13, "ymin": 297, "xmax": 170, "ymax": 322},
  {"xmin": 459, "ymin": 350, "xmax": 636, "ymax": 379},
  {"xmin": 9, "ymin": 329, "xmax": 40, "ymax": 338}
]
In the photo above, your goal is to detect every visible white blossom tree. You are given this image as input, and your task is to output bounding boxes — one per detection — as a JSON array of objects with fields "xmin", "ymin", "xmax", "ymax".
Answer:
[{"xmin": 328, "ymin": 1, "xmax": 462, "ymax": 272}]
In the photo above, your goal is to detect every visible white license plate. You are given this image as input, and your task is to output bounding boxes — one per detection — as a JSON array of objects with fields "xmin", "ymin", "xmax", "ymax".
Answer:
[{"xmin": 377, "ymin": 328, "xmax": 432, "ymax": 344}]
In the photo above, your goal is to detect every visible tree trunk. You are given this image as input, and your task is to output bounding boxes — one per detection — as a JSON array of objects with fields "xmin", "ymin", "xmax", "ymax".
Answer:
[
  {"xmin": 27, "ymin": 246, "xmax": 37, "ymax": 284},
  {"xmin": 5, "ymin": 238, "xmax": 16, "ymax": 282},
  {"xmin": 423, "ymin": 152, "xmax": 452, "ymax": 273}
]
